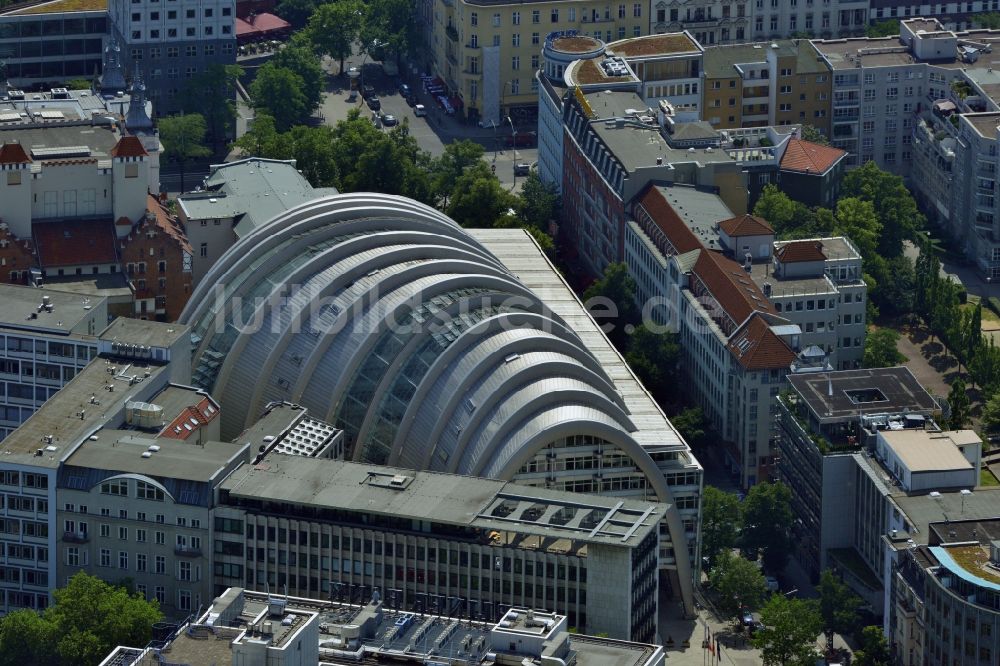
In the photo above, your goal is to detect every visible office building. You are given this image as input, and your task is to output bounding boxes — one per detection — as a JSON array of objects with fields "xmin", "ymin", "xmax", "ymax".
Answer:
[
  {"xmin": 700, "ymin": 39, "xmax": 833, "ymax": 134},
  {"xmin": 427, "ymin": 0, "xmax": 654, "ymax": 125},
  {"xmin": 106, "ymin": 0, "xmax": 236, "ymax": 113},
  {"xmin": 177, "ymin": 158, "xmax": 338, "ymax": 284},
  {"xmin": 181, "ymin": 194, "xmax": 703, "ymax": 615},
  {"xmin": 100, "ymin": 588, "xmax": 666, "ymax": 666},
  {"xmin": 775, "ymin": 367, "xmax": 943, "ymax": 584},
  {"xmin": 0, "ymin": 283, "xmax": 107, "ymax": 441},
  {"xmin": 0, "ymin": 0, "xmax": 107, "ymax": 87},
  {"xmin": 215, "ymin": 453, "xmax": 664, "ymax": 641},
  {"xmin": 0, "ymin": 316, "xmax": 189, "ymax": 613}
]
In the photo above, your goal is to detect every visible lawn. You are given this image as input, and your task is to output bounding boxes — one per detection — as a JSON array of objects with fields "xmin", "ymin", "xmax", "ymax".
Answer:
[
  {"xmin": 981, "ymin": 467, "xmax": 1000, "ymax": 487},
  {"xmin": 963, "ymin": 299, "xmax": 1000, "ymax": 325}
]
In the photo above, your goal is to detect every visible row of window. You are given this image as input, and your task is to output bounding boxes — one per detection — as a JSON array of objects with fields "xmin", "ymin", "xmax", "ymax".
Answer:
[
  {"xmin": 131, "ymin": 43, "xmax": 232, "ymax": 60},
  {"xmin": 130, "ymin": 24, "xmax": 229, "ymax": 39},
  {"xmin": 469, "ymin": 3, "xmax": 642, "ymax": 26},
  {"xmin": 131, "ymin": 6, "xmax": 227, "ymax": 21}
]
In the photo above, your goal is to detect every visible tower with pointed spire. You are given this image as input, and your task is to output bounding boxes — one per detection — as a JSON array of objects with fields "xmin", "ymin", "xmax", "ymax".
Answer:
[
  {"xmin": 125, "ymin": 67, "xmax": 153, "ymax": 132},
  {"xmin": 99, "ymin": 37, "xmax": 128, "ymax": 95}
]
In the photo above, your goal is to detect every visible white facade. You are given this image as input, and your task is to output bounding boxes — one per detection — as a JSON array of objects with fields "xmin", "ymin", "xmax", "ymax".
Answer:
[
  {"xmin": 650, "ymin": 0, "xmax": 750, "ymax": 45},
  {"xmin": 750, "ymin": 0, "xmax": 867, "ymax": 40}
]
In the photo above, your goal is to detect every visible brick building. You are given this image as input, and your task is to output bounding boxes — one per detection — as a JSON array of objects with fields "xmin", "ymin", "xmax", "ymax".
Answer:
[
  {"xmin": 0, "ymin": 220, "xmax": 36, "ymax": 285},
  {"xmin": 120, "ymin": 195, "xmax": 194, "ymax": 322}
]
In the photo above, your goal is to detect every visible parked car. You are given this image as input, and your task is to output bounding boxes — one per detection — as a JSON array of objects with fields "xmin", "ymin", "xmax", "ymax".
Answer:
[
  {"xmin": 382, "ymin": 114, "xmax": 398, "ymax": 127},
  {"xmin": 367, "ymin": 95, "xmax": 381, "ymax": 111},
  {"xmin": 398, "ymin": 83, "xmax": 412, "ymax": 97},
  {"xmin": 513, "ymin": 163, "xmax": 530, "ymax": 176},
  {"xmin": 405, "ymin": 94, "xmax": 417, "ymax": 107},
  {"xmin": 765, "ymin": 576, "xmax": 779, "ymax": 593},
  {"xmin": 414, "ymin": 104, "xmax": 427, "ymax": 117},
  {"xmin": 362, "ymin": 84, "xmax": 375, "ymax": 99},
  {"xmin": 741, "ymin": 611, "xmax": 754, "ymax": 627}
]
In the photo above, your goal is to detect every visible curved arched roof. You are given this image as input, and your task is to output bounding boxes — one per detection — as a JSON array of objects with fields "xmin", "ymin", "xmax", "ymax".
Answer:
[{"xmin": 181, "ymin": 193, "xmax": 696, "ymax": 611}]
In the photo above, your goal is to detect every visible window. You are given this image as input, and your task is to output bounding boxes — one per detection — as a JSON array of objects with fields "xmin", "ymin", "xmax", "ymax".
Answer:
[
  {"xmin": 780, "ymin": 85, "xmax": 791, "ymax": 94},
  {"xmin": 155, "ymin": 555, "xmax": 166, "ymax": 574},
  {"xmin": 511, "ymin": 56, "xmax": 519, "ymax": 70},
  {"xmin": 532, "ymin": 32, "xmax": 539, "ymax": 44},
  {"xmin": 100, "ymin": 523, "xmax": 110, "ymax": 538},
  {"xmin": 167, "ymin": 46, "xmax": 178, "ymax": 58},
  {"xmin": 137, "ymin": 553, "xmax": 147, "ymax": 572},
  {"xmin": 155, "ymin": 531, "xmax": 165, "ymax": 545},
  {"xmin": 471, "ymin": 12, "xmax": 477, "ymax": 25},
  {"xmin": 118, "ymin": 526, "xmax": 127, "ymax": 541},
  {"xmin": 119, "ymin": 551, "xmax": 128, "ymax": 569},
  {"xmin": 178, "ymin": 561, "xmax": 192, "ymax": 581},
  {"xmin": 532, "ymin": 9, "xmax": 539, "ymax": 23},
  {"xmin": 179, "ymin": 590, "xmax": 191, "ymax": 611},
  {"xmin": 633, "ymin": 2, "xmax": 641, "ymax": 16},
  {"xmin": 155, "ymin": 587, "xmax": 165, "ymax": 604},
  {"xmin": 512, "ymin": 10, "xmax": 520, "ymax": 24},
  {"xmin": 185, "ymin": 45, "xmax": 196, "ymax": 57},
  {"xmin": 185, "ymin": 8, "xmax": 194, "ymax": 17},
  {"xmin": 137, "ymin": 529, "xmax": 146, "ymax": 543},
  {"xmin": 511, "ymin": 79, "xmax": 520, "ymax": 94},
  {"xmin": 512, "ymin": 33, "xmax": 519, "ymax": 46},
  {"xmin": 551, "ymin": 8, "xmax": 558, "ymax": 22},
  {"xmin": 66, "ymin": 547, "xmax": 79, "ymax": 567},
  {"xmin": 100, "ymin": 549, "xmax": 111, "ymax": 567},
  {"xmin": 492, "ymin": 12, "xmax": 500, "ymax": 26}
]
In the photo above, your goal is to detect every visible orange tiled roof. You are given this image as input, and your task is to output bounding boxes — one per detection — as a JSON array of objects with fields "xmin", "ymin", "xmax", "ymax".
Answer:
[
  {"xmin": 775, "ymin": 240, "xmax": 826, "ymax": 263},
  {"xmin": 158, "ymin": 397, "xmax": 219, "ymax": 440},
  {"xmin": 727, "ymin": 314, "xmax": 797, "ymax": 370},
  {"xmin": 0, "ymin": 143, "xmax": 31, "ymax": 165},
  {"xmin": 110, "ymin": 136, "xmax": 148, "ymax": 158},
  {"xmin": 33, "ymin": 219, "xmax": 117, "ymax": 267},
  {"xmin": 636, "ymin": 186, "xmax": 702, "ymax": 254},
  {"xmin": 718, "ymin": 214, "xmax": 774, "ymax": 237},
  {"xmin": 143, "ymin": 194, "xmax": 193, "ymax": 254},
  {"xmin": 779, "ymin": 138, "xmax": 846, "ymax": 175},
  {"xmin": 692, "ymin": 250, "xmax": 775, "ymax": 325}
]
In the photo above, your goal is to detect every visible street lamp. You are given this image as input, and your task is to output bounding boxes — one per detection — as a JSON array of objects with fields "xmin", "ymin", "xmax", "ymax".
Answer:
[{"xmin": 507, "ymin": 114, "xmax": 517, "ymax": 187}]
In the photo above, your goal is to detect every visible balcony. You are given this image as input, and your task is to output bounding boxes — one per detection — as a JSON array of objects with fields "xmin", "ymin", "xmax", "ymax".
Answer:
[
  {"xmin": 62, "ymin": 531, "xmax": 89, "ymax": 543},
  {"xmin": 445, "ymin": 24, "xmax": 458, "ymax": 41},
  {"xmin": 464, "ymin": 41, "xmax": 480, "ymax": 50},
  {"xmin": 174, "ymin": 545, "xmax": 202, "ymax": 557}
]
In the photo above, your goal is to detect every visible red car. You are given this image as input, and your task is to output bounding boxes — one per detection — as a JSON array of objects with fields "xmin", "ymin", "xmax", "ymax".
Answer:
[{"xmin": 505, "ymin": 132, "xmax": 537, "ymax": 148}]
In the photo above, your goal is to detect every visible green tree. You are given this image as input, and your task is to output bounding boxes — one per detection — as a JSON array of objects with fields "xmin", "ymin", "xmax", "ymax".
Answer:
[
  {"xmin": 982, "ymin": 393, "xmax": 1000, "ymax": 434},
  {"xmin": 285, "ymin": 125, "xmax": 339, "ymax": 187},
  {"xmin": 250, "ymin": 63, "xmax": 313, "ymax": 131},
  {"xmin": 583, "ymin": 263, "xmax": 640, "ymax": 349},
  {"xmin": 708, "ymin": 551, "xmax": 767, "ymax": 620},
  {"xmin": 741, "ymin": 481, "xmax": 794, "ymax": 571},
  {"xmin": 701, "ymin": 486, "xmax": 742, "ymax": 567},
  {"xmin": 183, "ymin": 63, "xmax": 243, "ymax": 149},
  {"xmin": 158, "ymin": 113, "xmax": 211, "ymax": 192},
  {"xmin": 234, "ymin": 113, "xmax": 286, "ymax": 157},
  {"xmin": 966, "ymin": 303, "xmax": 983, "ymax": 366},
  {"xmin": 752, "ymin": 595, "xmax": 822, "ymax": 666},
  {"xmin": 800, "ymin": 124, "xmax": 830, "ymax": 146},
  {"xmin": 0, "ymin": 572, "xmax": 163, "ymax": 666},
  {"xmin": 948, "ymin": 378, "xmax": 971, "ymax": 429},
  {"xmin": 834, "ymin": 197, "xmax": 881, "ymax": 259},
  {"xmin": 975, "ymin": 12, "xmax": 1000, "ymax": 29},
  {"xmin": 271, "ymin": 44, "xmax": 325, "ymax": 113},
  {"xmin": 854, "ymin": 626, "xmax": 891, "ymax": 666},
  {"xmin": 429, "ymin": 139, "xmax": 485, "ymax": 206},
  {"xmin": 842, "ymin": 160, "xmax": 923, "ymax": 257},
  {"xmin": 624, "ymin": 325, "xmax": 680, "ymax": 404},
  {"xmin": 274, "ymin": 0, "xmax": 318, "ymax": 29},
  {"xmin": 816, "ymin": 569, "xmax": 860, "ymax": 652},
  {"xmin": 868, "ymin": 254, "xmax": 915, "ymax": 316},
  {"xmin": 517, "ymin": 171, "xmax": 560, "ymax": 232},
  {"xmin": 863, "ymin": 328, "xmax": 905, "ymax": 368},
  {"xmin": 307, "ymin": 0, "xmax": 365, "ymax": 74},
  {"xmin": 865, "ymin": 19, "xmax": 900, "ymax": 37},
  {"xmin": 360, "ymin": 0, "xmax": 416, "ymax": 63},
  {"xmin": 753, "ymin": 184, "xmax": 797, "ymax": 236},
  {"xmin": 672, "ymin": 406, "xmax": 707, "ymax": 446},
  {"xmin": 446, "ymin": 162, "xmax": 519, "ymax": 227}
]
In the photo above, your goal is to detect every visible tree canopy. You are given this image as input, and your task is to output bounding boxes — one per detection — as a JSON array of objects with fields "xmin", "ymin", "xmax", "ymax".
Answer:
[
  {"xmin": 0, "ymin": 572, "xmax": 163, "ymax": 666},
  {"xmin": 854, "ymin": 625, "xmax": 891, "ymax": 666},
  {"xmin": 159, "ymin": 113, "xmax": 211, "ymax": 192},
  {"xmin": 182, "ymin": 64, "xmax": 243, "ymax": 149},
  {"xmin": 270, "ymin": 44, "xmax": 325, "ymax": 113},
  {"xmin": 708, "ymin": 551, "xmax": 767, "ymax": 620},
  {"xmin": 307, "ymin": 0, "xmax": 365, "ymax": 72},
  {"xmin": 741, "ymin": 481, "xmax": 794, "ymax": 571},
  {"xmin": 360, "ymin": 0, "xmax": 417, "ymax": 62},
  {"xmin": 274, "ymin": 0, "xmax": 318, "ymax": 29},
  {"xmin": 701, "ymin": 486, "xmax": 742, "ymax": 567},
  {"xmin": 249, "ymin": 62, "xmax": 316, "ymax": 131},
  {"xmin": 948, "ymin": 378, "xmax": 971, "ymax": 429},
  {"xmin": 624, "ymin": 325, "xmax": 680, "ymax": 404},
  {"xmin": 583, "ymin": 263, "xmax": 640, "ymax": 349},
  {"xmin": 816, "ymin": 569, "xmax": 860, "ymax": 651},
  {"xmin": 752, "ymin": 595, "xmax": 822, "ymax": 666},
  {"xmin": 865, "ymin": 19, "xmax": 900, "ymax": 37},
  {"xmin": 863, "ymin": 328, "xmax": 905, "ymax": 368},
  {"xmin": 799, "ymin": 124, "xmax": 830, "ymax": 146}
]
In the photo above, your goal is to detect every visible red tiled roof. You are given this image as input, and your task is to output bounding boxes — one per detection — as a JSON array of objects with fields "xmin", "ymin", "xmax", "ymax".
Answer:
[
  {"xmin": 0, "ymin": 143, "xmax": 31, "ymax": 165},
  {"xmin": 775, "ymin": 240, "xmax": 826, "ymax": 263},
  {"xmin": 143, "ymin": 194, "xmax": 194, "ymax": 254},
  {"xmin": 692, "ymin": 250, "xmax": 775, "ymax": 325},
  {"xmin": 636, "ymin": 186, "xmax": 702, "ymax": 254},
  {"xmin": 779, "ymin": 138, "xmax": 847, "ymax": 175},
  {"xmin": 158, "ymin": 397, "xmax": 220, "ymax": 440},
  {"xmin": 116, "ymin": 216, "xmax": 132, "ymax": 226},
  {"xmin": 718, "ymin": 214, "xmax": 773, "ymax": 237},
  {"xmin": 33, "ymin": 219, "xmax": 118, "ymax": 268},
  {"xmin": 727, "ymin": 314, "xmax": 797, "ymax": 370},
  {"xmin": 236, "ymin": 12, "xmax": 290, "ymax": 36},
  {"xmin": 110, "ymin": 135, "xmax": 148, "ymax": 158}
]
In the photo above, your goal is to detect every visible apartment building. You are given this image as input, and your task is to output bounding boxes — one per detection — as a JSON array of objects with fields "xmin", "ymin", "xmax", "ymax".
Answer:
[
  {"xmin": 215, "ymin": 454, "xmax": 663, "ymax": 641},
  {"xmin": 0, "ymin": 284, "xmax": 107, "ymax": 441},
  {"xmin": 101, "ymin": 589, "xmax": 666, "ymax": 666},
  {"xmin": 650, "ymin": 0, "xmax": 750, "ymax": 45},
  {"xmin": 106, "ymin": 0, "xmax": 236, "ymax": 113},
  {"xmin": 0, "ymin": 317, "xmax": 189, "ymax": 613},
  {"xmin": 429, "ymin": 0, "xmax": 653, "ymax": 124},
  {"xmin": 870, "ymin": 0, "xmax": 1000, "ymax": 31},
  {"xmin": 749, "ymin": 0, "xmax": 868, "ymax": 40},
  {"xmin": 701, "ymin": 39, "xmax": 833, "ymax": 133},
  {"xmin": 56, "ymin": 384, "xmax": 246, "ymax": 618},
  {"xmin": 0, "ymin": 0, "xmax": 107, "ymax": 87}
]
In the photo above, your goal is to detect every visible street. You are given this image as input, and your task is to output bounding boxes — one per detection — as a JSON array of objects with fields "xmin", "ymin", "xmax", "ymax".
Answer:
[{"xmin": 317, "ymin": 52, "xmax": 536, "ymax": 192}]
